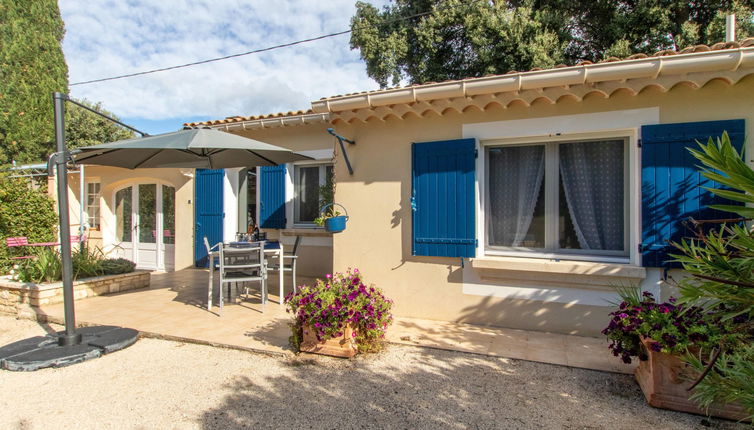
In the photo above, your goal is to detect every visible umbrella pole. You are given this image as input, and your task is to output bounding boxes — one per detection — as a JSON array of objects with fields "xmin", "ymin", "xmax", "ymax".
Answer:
[{"xmin": 53, "ymin": 92, "xmax": 81, "ymax": 346}]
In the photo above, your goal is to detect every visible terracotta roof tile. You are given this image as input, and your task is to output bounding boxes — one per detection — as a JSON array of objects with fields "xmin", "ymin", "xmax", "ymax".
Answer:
[
  {"xmin": 184, "ymin": 109, "xmax": 316, "ymax": 127},
  {"xmin": 201, "ymin": 38, "xmax": 754, "ymax": 123}
]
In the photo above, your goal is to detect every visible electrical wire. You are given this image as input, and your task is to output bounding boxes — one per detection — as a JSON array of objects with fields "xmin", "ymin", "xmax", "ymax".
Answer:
[{"xmin": 69, "ymin": 1, "xmax": 481, "ymax": 86}]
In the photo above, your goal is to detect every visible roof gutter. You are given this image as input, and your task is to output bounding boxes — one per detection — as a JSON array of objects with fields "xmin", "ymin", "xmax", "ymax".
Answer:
[
  {"xmin": 312, "ymin": 47, "xmax": 754, "ymax": 113},
  {"xmin": 209, "ymin": 112, "xmax": 330, "ymax": 131}
]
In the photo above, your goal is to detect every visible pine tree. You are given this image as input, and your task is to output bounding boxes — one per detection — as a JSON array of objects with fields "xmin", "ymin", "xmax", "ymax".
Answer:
[{"xmin": 0, "ymin": 0, "xmax": 69, "ymax": 165}]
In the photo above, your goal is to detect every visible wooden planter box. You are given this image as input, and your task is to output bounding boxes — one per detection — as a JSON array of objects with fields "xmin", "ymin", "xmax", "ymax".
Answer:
[
  {"xmin": 299, "ymin": 324, "xmax": 357, "ymax": 358},
  {"xmin": 635, "ymin": 337, "xmax": 750, "ymax": 422}
]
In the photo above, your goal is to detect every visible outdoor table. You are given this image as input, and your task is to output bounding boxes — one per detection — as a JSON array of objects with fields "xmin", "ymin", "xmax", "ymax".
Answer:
[{"xmin": 207, "ymin": 240, "xmax": 284, "ymax": 308}]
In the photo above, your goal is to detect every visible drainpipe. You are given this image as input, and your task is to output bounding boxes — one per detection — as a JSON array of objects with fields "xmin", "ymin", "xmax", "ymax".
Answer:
[
  {"xmin": 726, "ymin": 14, "xmax": 736, "ymax": 42},
  {"xmin": 79, "ymin": 164, "xmax": 85, "ymax": 251}
]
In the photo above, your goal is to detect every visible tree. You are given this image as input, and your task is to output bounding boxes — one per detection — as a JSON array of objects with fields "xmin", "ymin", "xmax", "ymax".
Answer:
[
  {"xmin": 0, "ymin": 0, "xmax": 68, "ymax": 165},
  {"xmin": 350, "ymin": 0, "xmax": 754, "ymax": 88},
  {"xmin": 65, "ymin": 99, "xmax": 135, "ymax": 149}
]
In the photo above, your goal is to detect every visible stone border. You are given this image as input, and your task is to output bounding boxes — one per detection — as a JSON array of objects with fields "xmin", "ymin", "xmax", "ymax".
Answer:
[{"xmin": 0, "ymin": 271, "xmax": 150, "ymax": 316}]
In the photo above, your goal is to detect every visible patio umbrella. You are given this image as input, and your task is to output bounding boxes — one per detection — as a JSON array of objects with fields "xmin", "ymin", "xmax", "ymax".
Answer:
[{"xmin": 73, "ymin": 127, "xmax": 312, "ymax": 169}]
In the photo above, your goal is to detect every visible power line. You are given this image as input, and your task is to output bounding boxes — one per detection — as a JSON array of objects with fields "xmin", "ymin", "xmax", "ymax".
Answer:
[
  {"xmin": 70, "ymin": 29, "xmax": 351, "ymax": 86},
  {"xmin": 69, "ymin": 1, "xmax": 479, "ymax": 86}
]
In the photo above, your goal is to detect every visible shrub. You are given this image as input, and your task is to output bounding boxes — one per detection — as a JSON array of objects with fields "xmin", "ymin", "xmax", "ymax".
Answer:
[
  {"xmin": 284, "ymin": 269, "xmax": 393, "ymax": 353},
  {"xmin": 100, "ymin": 258, "xmax": 136, "ymax": 275},
  {"xmin": 0, "ymin": 173, "xmax": 58, "ymax": 272},
  {"xmin": 12, "ymin": 246, "xmax": 135, "ymax": 283}
]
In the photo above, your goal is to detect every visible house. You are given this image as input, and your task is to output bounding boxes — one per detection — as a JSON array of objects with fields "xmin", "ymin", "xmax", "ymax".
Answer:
[{"xmin": 66, "ymin": 39, "xmax": 754, "ymax": 336}]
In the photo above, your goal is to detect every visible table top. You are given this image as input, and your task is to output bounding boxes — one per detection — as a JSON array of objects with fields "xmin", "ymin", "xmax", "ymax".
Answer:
[{"xmin": 228, "ymin": 241, "xmax": 280, "ymax": 250}]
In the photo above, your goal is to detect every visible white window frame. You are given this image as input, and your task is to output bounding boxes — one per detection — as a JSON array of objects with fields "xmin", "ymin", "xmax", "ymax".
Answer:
[
  {"xmin": 85, "ymin": 179, "xmax": 101, "ymax": 230},
  {"xmin": 484, "ymin": 135, "xmax": 630, "ymax": 262},
  {"xmin": 466, "ymin": 108, "xmax": 657, "ymax": 266},
  {"xmin": 292, "ymin": 162, "xmax": 333, "ymax": 226}
]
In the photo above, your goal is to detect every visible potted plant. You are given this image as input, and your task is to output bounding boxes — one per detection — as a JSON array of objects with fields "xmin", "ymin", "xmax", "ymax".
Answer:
[
  {"xmin": 314, "ymin": 203, "xmax": 349, "ymax": 233},
  {"xmin": 284, "ymin": 268, "xmax": 393, "ymax": 357},
  {"xmin": 602, "ymin": 289, "xmax": 750, "ymax": 421}
]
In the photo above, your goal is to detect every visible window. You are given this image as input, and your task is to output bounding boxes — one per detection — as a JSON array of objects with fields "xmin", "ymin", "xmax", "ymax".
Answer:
[
  {"xmin": 486, "ymin": 138, "xmax": 628, "ymax": 258},
  {"xmin": 85, "ymin": 181, "xmax": 101, "ymax": 230},
  {"xmin": 294, "ymin": 164, "xmax": 333, "ymax": 224}
]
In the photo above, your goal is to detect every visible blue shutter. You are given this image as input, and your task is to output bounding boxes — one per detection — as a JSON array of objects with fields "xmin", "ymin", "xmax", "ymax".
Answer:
[
  {"xmin": 412, "ymin": 138, "xmax": 476, "ymax": 258},
  {"xmin": 259, "ymin": 165, "xmax": 286, "ymax": 229},
  {"xmin": 194, "ymin": 169, "xmax": 224, "ymax": 267},
  {"xmin": 640, "ymin": 119, "xmax": 745, "ymax": 267}
]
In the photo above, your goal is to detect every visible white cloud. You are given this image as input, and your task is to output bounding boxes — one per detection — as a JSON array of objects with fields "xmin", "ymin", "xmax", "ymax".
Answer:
[{"xmin": 60, "ymin": 0, "xmax": 386, "ymax": 121}]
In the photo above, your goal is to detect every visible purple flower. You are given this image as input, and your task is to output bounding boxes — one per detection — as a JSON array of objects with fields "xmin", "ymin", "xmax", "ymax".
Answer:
[{"xmin": 649, "ymin": 342, "xmax": 662, "ymax": 352}]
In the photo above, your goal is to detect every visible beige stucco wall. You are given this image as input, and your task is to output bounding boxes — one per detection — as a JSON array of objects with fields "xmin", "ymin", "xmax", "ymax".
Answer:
[
  {"xmin": 330, "ymin": 75, "xmax": 754, "ymax": 336},
  {"xmin": 61, "ymin": 166, "xmax": 194, "ymax": 271},
  {"xmin": 225, "ymin": 123, "xmax": 335, "ymax": 279}
]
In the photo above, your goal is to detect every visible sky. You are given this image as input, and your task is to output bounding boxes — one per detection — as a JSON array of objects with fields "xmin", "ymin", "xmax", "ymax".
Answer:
[{"xmin": 59, "ymin": 0, "xmax": 388, "ymax": 135}]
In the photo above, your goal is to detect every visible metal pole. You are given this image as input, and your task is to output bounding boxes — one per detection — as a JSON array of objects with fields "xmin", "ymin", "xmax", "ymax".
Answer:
[
  {"xmin": 53, "ymin": 92, "xmax": 81, "ymax": 346},
  {"xmin": 726, "ymin": 14, "xmax": 736, "ymax": 43}
]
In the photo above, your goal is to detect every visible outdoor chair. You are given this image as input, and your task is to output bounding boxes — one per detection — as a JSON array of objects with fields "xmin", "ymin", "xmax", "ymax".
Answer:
[
  {"xmin": 266, "ymin": 235, "xmax": 301, "ymax": 292},
  {"xmin": 217, "ymin": 241, "xmax": 267, "ymax": 315},
  {"xmin": 5, "ymin": 237, "xmax": 34, "ymax": 260},
  {"xmin": 203, "ymin": 236, "xmax": 220, "ymax": 310}
]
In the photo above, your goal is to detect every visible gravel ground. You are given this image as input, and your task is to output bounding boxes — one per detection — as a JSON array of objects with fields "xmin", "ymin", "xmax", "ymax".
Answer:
[{"xmin": 0, "ymin": 315, "xmax": 747, "ymax": 430}]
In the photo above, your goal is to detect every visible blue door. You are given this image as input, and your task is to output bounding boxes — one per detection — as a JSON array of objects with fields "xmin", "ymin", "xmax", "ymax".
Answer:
[{"xmin": 195, "ymin": 169, "xmax": 224, "ymax": 267}]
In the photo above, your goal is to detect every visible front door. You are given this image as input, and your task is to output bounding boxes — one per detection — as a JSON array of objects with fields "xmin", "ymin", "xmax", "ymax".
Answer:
[
  {"xmin": 114, "ymin": 183, "xmax": 175, "ymax": 271},
  {"xmin": 194, "ymin": 169, "xmax": 224, "ymax": 267}
]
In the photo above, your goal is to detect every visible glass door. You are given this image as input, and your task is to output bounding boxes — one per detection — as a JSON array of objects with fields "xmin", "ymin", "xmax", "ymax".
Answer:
[{"xmin": 113, "ymin": 183, "xmax": 175, "ymax": 271}]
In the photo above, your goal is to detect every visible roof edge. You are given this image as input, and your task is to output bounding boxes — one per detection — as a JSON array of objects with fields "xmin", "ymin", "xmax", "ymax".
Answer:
[{"xmin": 312, "ymin": 46, "xmax": 754, "ymax": 113}]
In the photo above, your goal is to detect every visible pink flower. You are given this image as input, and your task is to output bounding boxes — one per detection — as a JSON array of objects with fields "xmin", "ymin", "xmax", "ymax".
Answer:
[{"xmin": 326, "ymin": 274, "xmax": 332, "ymax": 279}]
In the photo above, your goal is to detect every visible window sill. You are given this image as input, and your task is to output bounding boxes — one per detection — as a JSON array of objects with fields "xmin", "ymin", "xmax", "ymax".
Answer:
[
  {"xmin": 280, "ymin": 228, "xmax": 332, "ymax": 237},
  {"xmin": 470, "ymin": 256, "xmax": 646, "ymax": 290}
]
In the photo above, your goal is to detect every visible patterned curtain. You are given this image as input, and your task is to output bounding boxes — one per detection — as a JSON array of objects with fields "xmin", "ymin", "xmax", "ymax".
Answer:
[
  {"xmin": 489, "ymin": 146, "xmax": 545, "ymax": 247},
  {"xmin": 559, "ymin": 140, "xmax": 624, "ymax": 250}
]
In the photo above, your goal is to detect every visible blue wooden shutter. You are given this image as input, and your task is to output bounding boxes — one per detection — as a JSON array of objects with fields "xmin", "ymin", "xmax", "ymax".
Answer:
[
  {"xmin": 640, "ymin": 119, "xmax": 745, "ymax": 267},
  {"xmin": 259, "ymin": 165, "xmax": 286, "ymax": 229},
  {"xmin": 194, "ymin": 169, "xmax": 224, "ymax": 267},
  {"xmin": 412, "ymin": 138, "xmax": 476, "ymax": 258}
]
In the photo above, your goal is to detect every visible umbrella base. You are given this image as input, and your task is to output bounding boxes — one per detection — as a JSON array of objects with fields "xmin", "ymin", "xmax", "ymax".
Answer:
[{"xmin": 0, "ymin": 326, "xmax": 139, "ymax": 371}]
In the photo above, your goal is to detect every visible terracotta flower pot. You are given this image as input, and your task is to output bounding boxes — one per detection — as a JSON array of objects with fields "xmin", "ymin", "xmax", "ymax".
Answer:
[
  {"xmin": 299, "ymin": 324, "xmax": 357, "ymax": 358},
  {"xmin": 635, "ymin": 337, "xmax": 750, "ymax": 422}
]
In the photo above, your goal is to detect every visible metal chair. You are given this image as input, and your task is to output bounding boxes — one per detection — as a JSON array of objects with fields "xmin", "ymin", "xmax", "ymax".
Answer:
[
  {"xmin": 204, "ymin": 237, "xmax": 220, "ymax": 310},
  {"xmin": 218, "ymin": 241, "xmax": 267, "ymax": 314},
  {"xmin": 266, "ymin": 236, "xmax": 301, "ymax": 292}
]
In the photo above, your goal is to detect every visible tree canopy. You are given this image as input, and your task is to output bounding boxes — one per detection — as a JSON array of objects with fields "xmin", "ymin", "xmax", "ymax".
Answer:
[
  {"xmin": 0, "ymin": 0, "xmax": 68, "ymax": 165},
  {"xmin": 64, "ymin": 100, "xmax": 135, "ymax": 149},
  {"xmin": 350, "ymin": 0, "xmax": 754, "ymax": 88}
]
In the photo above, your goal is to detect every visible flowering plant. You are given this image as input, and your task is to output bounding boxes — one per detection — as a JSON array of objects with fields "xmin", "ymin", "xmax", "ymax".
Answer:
[
  {"xmin": 284, "ymin": 269, "xmax": 393, "ymax": 353},
  {"xmin": 602, "ymin": 289, "xmax": 741, "ymax": 364}
]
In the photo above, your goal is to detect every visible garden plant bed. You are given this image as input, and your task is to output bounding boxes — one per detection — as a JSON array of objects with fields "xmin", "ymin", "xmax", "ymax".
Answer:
[
  {"xmin": 635, "ymin": 337, "xmax": 751, "ymax": 422},
  {"xmin": 0, "ymin": 270, "xmax": 150, "ymax": 316}
]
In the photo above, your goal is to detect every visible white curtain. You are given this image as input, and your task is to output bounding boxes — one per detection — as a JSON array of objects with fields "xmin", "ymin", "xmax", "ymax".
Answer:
[
  {"xmin": 559, "ymin": 140, "xmax": 624, "ymax": 250},
  {"xmin": 489, "ymin": 146, "xmax": 545, "ymax": 247}
]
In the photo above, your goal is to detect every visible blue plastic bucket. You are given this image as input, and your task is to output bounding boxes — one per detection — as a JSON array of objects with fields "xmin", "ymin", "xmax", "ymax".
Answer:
[{"xmin": 320, "ymin": 203, "xmax": 349, "ymax": 233}]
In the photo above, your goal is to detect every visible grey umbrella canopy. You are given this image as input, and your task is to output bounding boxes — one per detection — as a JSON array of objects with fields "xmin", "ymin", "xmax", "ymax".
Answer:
[{"xmin": 73, "ymin": 127, "xmax": 312, "ymax": 169}]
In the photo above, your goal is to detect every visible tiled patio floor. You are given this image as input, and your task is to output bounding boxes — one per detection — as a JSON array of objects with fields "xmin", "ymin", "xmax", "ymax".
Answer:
[{"xmin": 39, "ymin": 269, "xmax": 634, "ymax": 374}]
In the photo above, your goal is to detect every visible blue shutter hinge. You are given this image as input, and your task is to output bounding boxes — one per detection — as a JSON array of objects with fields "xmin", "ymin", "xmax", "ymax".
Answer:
[
  {"xmin": 410, "ymin": 196, "xmax": 417, "ymax": 212},
  {"xmin": 475, "ymin": 239, "xmax": 478, "ymax": 247},
  {"xmin": 638, "ymin": 243, "xmax": 644, "ymax": 253},
  {"xmin": 474, "ymin": 149, "xmax": 478, "ymax": 159},
  {"xmin": 637, "ymin": 138, "xmax": 642, "ymax": 148},
  {"xmin": 460, "ymin": 257, "xmax": 464, "ymax": 268}
]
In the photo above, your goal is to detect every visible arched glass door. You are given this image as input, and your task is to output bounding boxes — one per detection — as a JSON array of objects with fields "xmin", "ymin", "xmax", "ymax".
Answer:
[{"xmin": 114, "ymin": 183, "xmax": 175, "ymax": 271}]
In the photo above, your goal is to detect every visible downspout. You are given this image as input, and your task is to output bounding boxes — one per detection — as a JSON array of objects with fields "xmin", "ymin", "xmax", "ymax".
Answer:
[{"xmin": 79, "ymin": 164, "xmax": 85, "ymax": 250}]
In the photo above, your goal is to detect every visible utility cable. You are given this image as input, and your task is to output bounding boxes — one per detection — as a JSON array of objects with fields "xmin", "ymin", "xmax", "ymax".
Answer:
[{"xmin": 70, "ymin": 0, "xmax": 483, "ymax": 86}]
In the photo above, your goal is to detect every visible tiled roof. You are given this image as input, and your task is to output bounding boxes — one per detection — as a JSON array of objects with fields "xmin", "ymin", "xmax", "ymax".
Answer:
[
  {"xmin": 318, "ymin": 39, "xmax": 754, "ymax": 101},
  {"xmin": 185, "ymin": 109, "xmax": 318, "ymax": 128},
  {"xmin": 189, "ymin": 38, "xmax": 754, "ymax": 126}
]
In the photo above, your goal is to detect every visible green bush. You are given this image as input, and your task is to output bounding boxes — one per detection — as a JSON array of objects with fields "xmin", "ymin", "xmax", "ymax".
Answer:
[
  {"xmin": 11, "ymin": 246, "xmax": 135, "ymax": 283},
  {"xmin": 0, "ymin": 172, "xmax": 58, "ymax": 272}
]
